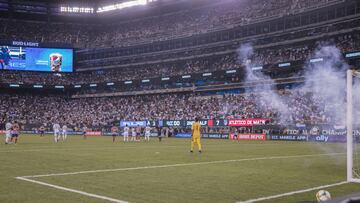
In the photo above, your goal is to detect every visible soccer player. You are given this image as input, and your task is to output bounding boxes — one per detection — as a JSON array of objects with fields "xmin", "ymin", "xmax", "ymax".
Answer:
[
  {"xmin": 111, "ymin": 125, "xmax": 119, "ymax": 143},
  {"xmin": 233, "ymin": 128, "xmax": 238, "ymax": 140},
  {"xmin": 5, "ymin": 121, "xmax": 12, "ymax": 144},
  {"xmin": 136, "ymin": 125, "xmax": 141, "ymax": 141},
  {"xmin": 39, "ymin": 125, "xmax": 45, "ymax": 137},
  {"xmin": 123, "ymin": 124, "xmax": 129, "ymax": 142},
  {"xmin": 82, "ymin": 125, "xmax": 87, "ymax": 140},
  {"xmin": 144, "ymin": 125, "xmax": 151, "ymax": 141},
  {"xmin": 62, "ymin": 124, "xmax": 68, "ymax": 141},
  {"xmin": 131, "ymin": 127, "xmax": 136, "ymax": 142},
  {"xmin": 53, "ymin": 123, "xmax": 61, "ymax": 142},
  {"xmin": 11, "ymin": 121, "xmax": 20, "ymax": 144},
  {"xmin": 190, "ymin": 117, "xmax": 202, "ymax": 153},
  {"xmin": 156, "ymin": 126, "xmax": 162, "ymax": 142}
]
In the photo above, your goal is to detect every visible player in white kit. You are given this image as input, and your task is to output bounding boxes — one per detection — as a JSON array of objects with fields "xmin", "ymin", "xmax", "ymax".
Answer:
[
  {"xmin": 62, "ymin": 125, "xmax": 68, "ymax": 141},
  {"xmin": 123, "ymin": 125, "xmax": 130, "ymax": 142},
  {"xmin": 145, "ymin": 126, "xmax": 151, "ymax": 141},
  {"xmin": 131, "ymin": 128, "xmax": 136, "ymax": 142},
  {"xmin": 5, "ymin": 121, "xmax": 12, "ymax": 144},
  {"xmin": 53, "ymin": 123, "xmax": 61, "ymax": 142}
]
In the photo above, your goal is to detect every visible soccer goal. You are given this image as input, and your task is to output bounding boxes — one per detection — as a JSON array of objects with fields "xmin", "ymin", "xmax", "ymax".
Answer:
[{"xmin": 347, "ymin": 69, "xmax": 360, "ymax": 183}]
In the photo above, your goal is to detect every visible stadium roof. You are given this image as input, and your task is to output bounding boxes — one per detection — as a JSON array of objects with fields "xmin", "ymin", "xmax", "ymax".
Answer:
[{"xmin": 0, "ymin": 0, "xmax": 217, "ymax": 23}]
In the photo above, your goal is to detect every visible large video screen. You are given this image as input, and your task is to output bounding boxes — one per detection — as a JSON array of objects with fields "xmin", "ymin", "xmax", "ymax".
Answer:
[{"xmin": 0, "ymin": 46, "xmax": 73, "ymax": 72}]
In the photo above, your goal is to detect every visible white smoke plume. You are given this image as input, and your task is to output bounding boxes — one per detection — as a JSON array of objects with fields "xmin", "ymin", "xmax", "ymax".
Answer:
[
  {"xmin": 236, "ymin": 42, "xmax": 356, "ymax": 127},
  {"xmin": 302, "ymin": 44, "xmax": 348, "ymax": 126},
  {"xmin": 237, "ymin": 43, "xmax": 290, "ymax": 124}
]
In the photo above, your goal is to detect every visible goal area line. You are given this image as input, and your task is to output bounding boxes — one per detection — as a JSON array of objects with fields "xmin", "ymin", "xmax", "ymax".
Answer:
[
  {"xmin": 237, "ymin": 181, "xmax": 349, "ymax": 203},
  {"xmin": 15, "ymin": 152, "xmax": 346, "ymax": 203}
]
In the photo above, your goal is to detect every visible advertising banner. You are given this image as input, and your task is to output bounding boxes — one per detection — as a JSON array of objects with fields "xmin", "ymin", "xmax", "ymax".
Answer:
[
  {"xmin": 85, "ymin": 131, "xmax": 102, "ymax": 136},
  {"xmin": 267, "ymin": 135, "xmax": 308, "ymax": 141},
  {"xmin": 307, "ymin": 135, "xmax": 347, "ymax": 143},
  {"xmin": 228, "ymin": 118, "xmax": 270, "ymax": 127},
  {"xmin": 229, "ymin": 133, "xmax": 266, "ymax": 140},
  {"xmin": 120, "ymin": 121, "xmax": 147, "ymax": 127},
  {"xmin": 175, "ymin": 133, "xmax": 192, "ymax": 138},
  {"xmin": 201, "ymin": 133, "xmax": 229, "ymax": 139}
]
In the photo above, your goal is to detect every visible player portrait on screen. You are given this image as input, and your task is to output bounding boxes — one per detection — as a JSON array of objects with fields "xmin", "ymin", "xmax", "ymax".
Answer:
[{"xmin": 0, "ymin": 47, "xmax": 12, "ymax": 69}]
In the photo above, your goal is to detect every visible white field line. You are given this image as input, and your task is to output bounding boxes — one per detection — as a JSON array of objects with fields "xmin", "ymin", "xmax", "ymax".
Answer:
[
  {"xmin": 15, "ymin": 152, "xmax": 346, "ymax": 203},
  {"xmin": 0, "ymin": 142, "xmax": 305, "ymax": 153},
  {"xmin": 16, "ymin": 177, "xmax": 128, "ymax": 203},
  {"xmin": 20, "ymin": 152, "xmax": 345, "ymax": 178},
  {"xmin": 0, "ymin": 145, "xmax": 181, "ymax": 153},
  {"xmin": 237, "ymin": 181, "xmax": 349, "ymax": 203}
]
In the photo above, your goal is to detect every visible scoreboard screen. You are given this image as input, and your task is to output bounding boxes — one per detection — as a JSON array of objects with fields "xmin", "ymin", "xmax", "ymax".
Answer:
[{"xmin": 0, "ymin": 45, "xmax": 73, "ymax": 72}]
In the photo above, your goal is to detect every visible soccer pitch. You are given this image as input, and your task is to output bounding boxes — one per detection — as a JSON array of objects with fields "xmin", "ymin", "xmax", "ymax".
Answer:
[{"xmin": 1, "ymin": 135, "xmax": 360, "ymax": 203}]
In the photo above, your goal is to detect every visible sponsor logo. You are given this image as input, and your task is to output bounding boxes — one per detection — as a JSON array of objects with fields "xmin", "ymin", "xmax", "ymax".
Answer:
[
  {"xmin": 315, "ymin": 135, "xmax": 329, "ymax": 142},
  {"xmin": 85, "ymin": 131, "xmax": 102, "ymax": 136},
  {"xmin": 269, "ymin": 135, "xmax": 307, "ymax": 141},
  {"xmin": 201, "ymin": 133, "xmax": 228, "ymax": 139},
  {"xmin": 12, "ymin": 41, "xmax": 39, "ymax": 47},
  {"xmin": 229, "ymin": 133, "xmax": 266, "ymax": 141}
]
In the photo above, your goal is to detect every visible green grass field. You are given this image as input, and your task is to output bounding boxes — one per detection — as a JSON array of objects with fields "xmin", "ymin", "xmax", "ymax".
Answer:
[{"xmin": 0, "ymin": 135, "xmax": 360, "ymax": 203}]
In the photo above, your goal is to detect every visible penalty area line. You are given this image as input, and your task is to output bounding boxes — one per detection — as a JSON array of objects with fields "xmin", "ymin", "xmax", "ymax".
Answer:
[
  {"xmin": 21, "ymin": 152, "xmax": 344, "ymax": 178},
  {"xmin": 15, "ymin": 152, "xmax": 345, "ymax": 203},
  {"xmin": 15, "ymin": 176, "xmax": 129, "ymax": 203},
  {"xmin": 237, "ymin": 181, "xmax": 348, "ymax": 203}
]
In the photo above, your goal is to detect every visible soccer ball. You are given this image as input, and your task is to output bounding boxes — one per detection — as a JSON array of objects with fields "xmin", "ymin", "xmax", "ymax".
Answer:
[{"xmin": 316, "ymin": 190, "xmax": 331, "ymax": 202}]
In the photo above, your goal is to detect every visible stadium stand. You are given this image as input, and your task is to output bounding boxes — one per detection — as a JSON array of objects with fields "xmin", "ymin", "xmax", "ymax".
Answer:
[{"xmin": 0, "ymin": 0, "xmax": 359, "ymax": 131}]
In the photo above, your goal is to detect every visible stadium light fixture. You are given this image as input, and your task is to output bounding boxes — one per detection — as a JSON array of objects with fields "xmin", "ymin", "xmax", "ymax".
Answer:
[
  {"xmin": 202, "ymin": 73, "xmax": 212, "ymax": 76},
  {"xmin": 89, "ymin": 84, "xmax": 97, "ymax": 87},
  {"xmin": 346, "ymin": 52, "xmax": 360, "ymax": 58},
  {"xmin": 310, "ymin": 58, "xmax": 323, "ymax": 63},
  {"xmin": 74, "ymin": 85, "xmax": 82, "ymax": 88},
  {"xmin": 33, "ymin": 85, "xmax": 43, "ymax": 88},
  {"xmin": 97, "ymin": 0, "xmax": 149, "ymax": 13},
  {"xmin": 226, "ymin": 70, "xmax": 237, "ymax": 74},
  {"xmin": 107, "ymin": 82, "xmax": 115, "ymax": 86},
  {"xmin": 251, "ymin": 66, "xmax": 263, "ymax": 71},
  {"xmin": 9, "ymin": 84, "xmax": 20, "ymax": 87},
  {"xmin": 161, "ymin": 77, "xmax": 170, "ymax": 81},
  {"xmin": 125, "ymin": 81, "xmax": 133, "ymax": 84},
  {"xmin": 278, "ymin": 62, "xmax": 291, "ymax": 68},
  {"xmin": 182, "ymin": 75, "xmax": 191, "ymax": 79},
  {"xmin": 142, "ymin": 79, "xmax": 150, "ymax": 83},
  {"xmin": 55, "ymin": 85, "xmax": 65, "ymax": 89},
  {"xmin": 60, "ymin": 7, "xmax": 94, "ymax": 13}
]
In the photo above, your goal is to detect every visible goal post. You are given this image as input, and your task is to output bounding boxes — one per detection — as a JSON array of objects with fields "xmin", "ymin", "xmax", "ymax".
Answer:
[{"xmin": 347, "ymin": 69, "xmax": 360, "ymax": 183}]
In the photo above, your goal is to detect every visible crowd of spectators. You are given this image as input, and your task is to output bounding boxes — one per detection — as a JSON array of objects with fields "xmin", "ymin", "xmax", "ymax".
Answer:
[
  {"xmin": 1, "ymin": 87, "xmax": 358, "ymax": 131},
  {"xmin": 0, "ymin": 0, "xmax": 341, "ymax": 48},
  {"xmin": 1, "ymin": 32, "xmax": 359, "ymax": 87}
]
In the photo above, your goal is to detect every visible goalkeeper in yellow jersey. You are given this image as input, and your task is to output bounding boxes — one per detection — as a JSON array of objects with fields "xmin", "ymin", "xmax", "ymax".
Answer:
[{"xmin": 190, "ymin": 117, "xmax": 202, "ymax": 153}]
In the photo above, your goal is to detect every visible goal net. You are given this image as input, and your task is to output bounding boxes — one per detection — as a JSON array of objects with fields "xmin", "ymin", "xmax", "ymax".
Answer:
[{"xmin": 347, "ymin": 69, "xmax": 360, "ymax": 183}]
